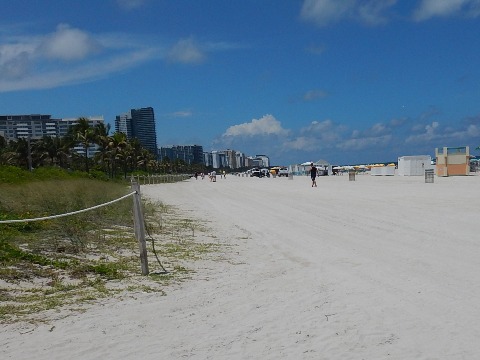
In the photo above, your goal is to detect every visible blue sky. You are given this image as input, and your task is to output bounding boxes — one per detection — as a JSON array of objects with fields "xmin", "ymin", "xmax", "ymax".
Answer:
[{"xmin": 1, "ymin": 0, "xmax": 479, "ymax": 166}]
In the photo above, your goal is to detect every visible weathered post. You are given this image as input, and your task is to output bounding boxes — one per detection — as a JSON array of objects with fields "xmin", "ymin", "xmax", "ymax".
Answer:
[
  {"xmin": 131, "ymin": 182, "xmax": 149, "ymax": 275},
  {"xmin": 425, "ymin": 169, "xmax": 434, "ymax": 183},
  {"xmin": 349, "ymin": 170, "xmax": 356, "ymax": 181}
]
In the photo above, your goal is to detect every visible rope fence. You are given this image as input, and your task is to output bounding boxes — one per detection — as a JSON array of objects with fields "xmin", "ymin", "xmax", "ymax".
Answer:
[
  {"xmin": 1, "ymin": 184, "xmax": 150, "ymax": 275},
  {"xmin": 1, "ymin": 176, "xmax": 190, "ymax": 275},
  {"xmin": 130, "ymin": 174, "xmax": 191, "ymax": 185},
  {"xmin": 0, "ymin": 191, "xmax": 137, "ymax": 224}
]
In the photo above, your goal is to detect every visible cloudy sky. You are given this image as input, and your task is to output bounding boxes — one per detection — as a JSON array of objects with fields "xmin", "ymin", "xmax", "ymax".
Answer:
[{"xmin": 1, "ymin": 0, "xmax": 479, "ymax": 165}]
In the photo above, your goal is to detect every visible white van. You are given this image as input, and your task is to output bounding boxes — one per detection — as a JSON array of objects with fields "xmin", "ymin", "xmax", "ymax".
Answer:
[{"xmin": 277, "ymin": 167, "xmax": 288, "ymax": 177}]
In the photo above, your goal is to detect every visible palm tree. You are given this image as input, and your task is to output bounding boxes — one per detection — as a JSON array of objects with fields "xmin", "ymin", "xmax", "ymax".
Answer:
[
  {"xmin": 34, "ymin": 136, "xmax": 70, "ymax": 167},
  {"xmin": 160, "ymin": 156, "xmax": 171, "ymax": 174},
  {"xmin": 137, "ymin": 148, "xmax": 154, "ymax": 172},
  {"xmin": 107, "ymin": 132, "xmax": 128, "ymax": 178},
  {"xmin": 128, "ymin": 138, "xmax": 143, "ymax": 173},
  {"xmin": 69, "ymin": 117, "xmax": 95, "ymax": 173},
  {"xmin": 8, "ymin": 138, "xmax": 30, "ymax": 169},
  {"xmin": 93, "ymin": 123, "xmax": 112, "ymax": 174}
]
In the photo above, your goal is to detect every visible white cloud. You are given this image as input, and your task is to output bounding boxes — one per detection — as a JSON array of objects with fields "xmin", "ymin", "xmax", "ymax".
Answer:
[
  {"xmin": 0, "ymin": 51, "xmax": 30, "ymax": 80},
  {"xmin": 337, "ymin": 134, "xmax": 392, "ymax": 151},
  {"xmin": 167, "ymin": 37, "xmax": 206, "ymax": 64},
  {"xmin": 301, "ymin": 119, "xmax": 335, "ymax": 133},
  {"xmin": 404, "ymin": 119, "xmax": 480, "ymax": 147},
  {"xmin": 357, "ymin": 0, "xmax": 398, "ymax": 25},
  {"xmin": 405, "ymin": 121, "xmax": 440, "ymax": 143},
  {"xmin": 300, "ymin": 0, "xmax": 355, "ymax": 26},
  {"xmin": 170, "ymin": 110, "xmax": 193, "ymax": 118},
  {"xmin": 283, "ymin": 136, "xmax": 321, "ymax": 151},
  {"xmin": 413, "ymin": 0, "xmax": 480, "ymax": 21},
  {"xmin": 117, "ymin": 0, "xmax": 147, "ymax": 10},
  {"xmin": 300, "ymin": 0, "xmax": 397, "ymax": 26},
  {"xmin": 448, "ymin": 124, "xmax": 480, "ymax": 139},
  {"xmin": 0, "ymin": 24, "xmax": 160, "ymax": 92},
  {"xmin": 287, "ymin": 119, "xmax": 391, "ymax": 152},
  {"xmin": 303, "ymin": 89, "xmax": 328, "ymax": 101},
  {"xmin": 222, "ymin": 114, "xmax": 289, "ymax": 137},
  {"xmin": 282, "ymin": 119, "xmax": 345, "ymax": 151},
  {"xmin": 370, "ymin": 122, "xmax": 388, "ymax": 135},
  {"xmin": 0, "ymin": 24, "xmax": 240, "ymax": 91},
  {"xmin": 38, "ymin": 24, "xmax": 101, "ymax": 61},
  {"xmin": 0, "ymin": 47, "xmax": 157, "ymax": 91}
]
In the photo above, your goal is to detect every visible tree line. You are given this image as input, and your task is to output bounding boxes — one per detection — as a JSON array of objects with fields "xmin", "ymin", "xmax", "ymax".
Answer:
[{"xmin": 0, "ymin": 117, "xmax": 207, "ymax": 178}]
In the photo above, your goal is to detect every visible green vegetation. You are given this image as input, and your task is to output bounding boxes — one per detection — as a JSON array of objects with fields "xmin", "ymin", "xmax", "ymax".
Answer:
[{"xmin": 0, "ymin": 167, "xmax": 224, "ymax": 324}]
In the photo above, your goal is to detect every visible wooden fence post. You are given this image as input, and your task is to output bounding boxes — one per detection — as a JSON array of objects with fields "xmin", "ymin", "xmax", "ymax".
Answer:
[{"xmin": 131, "ymin": 182, "xmax": 149, "ymax": 275}]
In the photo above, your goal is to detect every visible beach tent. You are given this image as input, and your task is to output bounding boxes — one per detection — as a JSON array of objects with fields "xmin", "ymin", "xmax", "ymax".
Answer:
[
  {"xmin": 398, "ymin": 155, "xmax": 432, "ymax": 176},
  {"xmin": 315, "ymin": 159, "xmax": 330, "ymax": 166},
  {"xmin": 295, "ymin": 160, "xmax": 331, "ymax": 175},
  {"xmin": 370, "ymin": 166, "xmax": 395, "ymax": 176}
]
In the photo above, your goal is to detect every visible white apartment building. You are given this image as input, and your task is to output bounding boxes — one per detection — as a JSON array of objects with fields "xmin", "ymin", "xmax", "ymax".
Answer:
[{"xmin": 0, "ymin": 114, "xmax": 104, "ymax": 157}]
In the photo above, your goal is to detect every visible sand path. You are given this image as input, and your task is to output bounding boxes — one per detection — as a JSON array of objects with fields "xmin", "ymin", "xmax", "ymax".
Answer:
[{"xmin": 2, "ymin": 174, "xmax": 480, "ymax": 359}]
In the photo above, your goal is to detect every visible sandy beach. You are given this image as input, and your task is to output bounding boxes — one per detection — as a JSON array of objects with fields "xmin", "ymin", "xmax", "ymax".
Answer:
[{"xmin": 2, "ymin": 173, "xmax": 480, "ymax": 359}]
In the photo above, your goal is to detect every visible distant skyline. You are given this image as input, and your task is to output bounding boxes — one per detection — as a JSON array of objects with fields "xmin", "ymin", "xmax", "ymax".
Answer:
[{"xmin": 1, "ymin": 0, "xmax": 479, "ymax": 165}]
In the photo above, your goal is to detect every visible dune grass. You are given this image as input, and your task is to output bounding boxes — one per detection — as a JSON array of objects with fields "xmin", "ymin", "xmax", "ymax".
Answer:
[{"xmin": 0, "ymin": 166, "xmax": 223, "ymax": 324}]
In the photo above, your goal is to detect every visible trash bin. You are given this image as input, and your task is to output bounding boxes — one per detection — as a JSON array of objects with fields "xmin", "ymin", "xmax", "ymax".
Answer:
[
  {"xmin": 349, "ymin": 171, "xmax": 355, "ymax": 181},
  {"xmin": 425, "ymin": 169, "xmax": 434, "ymax": 183},
  {"xmin": 288, "ymin": 174, "xmax": 293, "ymax": 180}
]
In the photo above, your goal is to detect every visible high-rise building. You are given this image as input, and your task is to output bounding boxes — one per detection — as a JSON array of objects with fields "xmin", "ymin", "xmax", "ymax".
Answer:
[
  {"xmin": 159, "ymin": 145, "xmax": 204, "ymax": 165},
  {"xmin": 0, "ymin": 114, "xmax": 104, "ymax": 140},
  {"xmin": 204, "ymin": 152, "xmax": 213, "ymax": 167},
  {"xmin": 0, "ymin": 114, "xmax": 57, "ymax": 139},
  {"xmin": 255, "ymin": 155, "xmax": 270, "ymax": 168},
  {"xmin": 115, "ymin": 107, "xmax": 157, "ymax": 155},
  {"xmin": 235, "ymin": 152, "xmax": 246, "ymax": 168},
  {"xmin": 0, "ymin": 114, "xmax": 104, "ymax": 157},
  {"xmin": 114, "ymin": 113, "xmax": 132, "ymax": 138}
]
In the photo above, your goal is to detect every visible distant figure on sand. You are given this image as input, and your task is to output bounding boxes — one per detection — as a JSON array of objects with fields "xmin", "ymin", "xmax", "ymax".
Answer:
[{"xmin": 310, "ymin": 163, "xmax": 317, "ymax": 187}]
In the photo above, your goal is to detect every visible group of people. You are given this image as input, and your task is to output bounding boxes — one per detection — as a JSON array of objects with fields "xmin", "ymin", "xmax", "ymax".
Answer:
[
  {"xmin": 194, "ymin": 172, "xmax": 205, "ymax": 180},
  {"xmin": 195, "ymin": 166, "xmax": 318, "ymax": 187},
  {"xmin": 194, "ymin": 170, "xmax": 227, "ymax": 182}
]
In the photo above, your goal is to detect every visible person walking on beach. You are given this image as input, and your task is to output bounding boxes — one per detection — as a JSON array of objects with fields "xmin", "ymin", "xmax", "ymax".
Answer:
[{"xmin": 310, "ymin": 162, "xmax": 317, "ymax": 187}]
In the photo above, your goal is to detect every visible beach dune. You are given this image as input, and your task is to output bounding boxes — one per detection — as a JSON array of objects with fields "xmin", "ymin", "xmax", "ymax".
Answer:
[{"xmin": 3, "ymin": 174, "xmax": 480, "ymax": 359}]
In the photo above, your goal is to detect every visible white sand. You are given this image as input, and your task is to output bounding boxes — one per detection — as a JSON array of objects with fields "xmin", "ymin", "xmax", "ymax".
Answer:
[{"xmin": 3, "ymin": 174, "xmax": 480, "ymax": 359}]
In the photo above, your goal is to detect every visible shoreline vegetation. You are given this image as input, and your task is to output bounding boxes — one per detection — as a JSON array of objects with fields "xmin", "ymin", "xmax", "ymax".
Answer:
[{"xmin": 0, "ymin": 166, "xmax": 223, "ymax": 324}]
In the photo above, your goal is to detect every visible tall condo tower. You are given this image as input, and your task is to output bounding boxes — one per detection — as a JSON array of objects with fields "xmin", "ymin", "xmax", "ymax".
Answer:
[{"xmin": 115, "ymin": 107, "xmax": 157, "ymax": 155}]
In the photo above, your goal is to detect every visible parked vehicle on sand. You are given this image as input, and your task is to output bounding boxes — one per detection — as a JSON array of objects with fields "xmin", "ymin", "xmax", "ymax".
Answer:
[
  {"xmin": 260, "ymin": 168, "xmax": 270, "ymax": 177},
  {"xmin": 277, "ymin": 167, "xmax": 289, "ymax": 177},
  {"xmin": 250, "ymin": 169, "xmax": 262, "ymax": 177}
]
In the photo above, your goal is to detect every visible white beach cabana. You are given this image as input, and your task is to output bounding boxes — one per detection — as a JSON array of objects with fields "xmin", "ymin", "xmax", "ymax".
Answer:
[
  {"xmin": 397, "ymin": 155, "xmax": 433, "ymax": 176},
  {"xmin": 295, "ymin": 159, "xmax": 331, "ymax": 175}
]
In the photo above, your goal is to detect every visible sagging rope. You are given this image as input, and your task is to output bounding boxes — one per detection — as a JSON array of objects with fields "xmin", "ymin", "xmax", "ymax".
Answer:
[
  {"xmin": 0, "ymin": 191, "xmax": 137, "ymax": 224},
  {"xmin": 144, "ymin": 221, "xmax": 168, "ymax": 274},
  {"xmin": 0, "ymin": 189, "xmax": 169, "ymax": 274}
]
